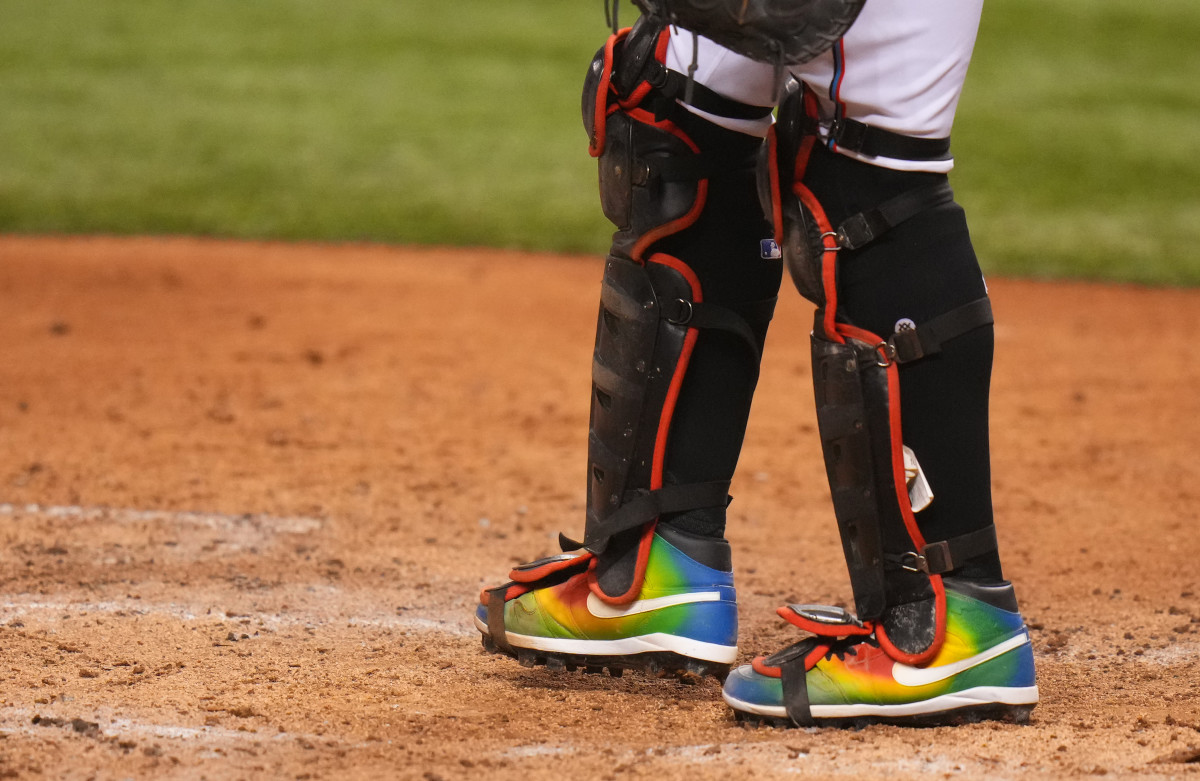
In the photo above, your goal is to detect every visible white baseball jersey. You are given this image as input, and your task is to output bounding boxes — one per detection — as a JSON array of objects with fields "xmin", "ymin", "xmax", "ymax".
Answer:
[{"xmin": 665, "ymin": 0, "xmax": 985, "ymax": 172}]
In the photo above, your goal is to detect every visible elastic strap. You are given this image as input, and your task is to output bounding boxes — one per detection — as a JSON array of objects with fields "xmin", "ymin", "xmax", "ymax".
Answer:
[
  {"xmin": 919, "ymin": 525, "xmax": 999, "ymax": 575},
  {"xmin": 779, "ymin": 651, "xmax": 815, "ymax": 726},
  {"xmin": 643, "ymin": 60, "xmax": 775, "ymax": 121},
  {"xmin": 486, "ymin": 585, "xmax": 514, "ymax": 654},
  {"xmin": 835, "ymin": 181, "xmax": 956, "ymax": 251},
  {"xmin": 889, "ymin": 297, "xmax": 994, "ymax": 364},
  {"xmin": 828, "ymin": 118, "xmax": 951, "ymax": 162},
  {"xmin": 583, "ymin": 481, "xmax": 731, "ymax": 552},
  {"xmin": 659, "ymin": 296, "xmax": 777, "ymax": 366},
  {"xmin": 890, "ymin": 524, "xmax": 999, "ymax": 575}
]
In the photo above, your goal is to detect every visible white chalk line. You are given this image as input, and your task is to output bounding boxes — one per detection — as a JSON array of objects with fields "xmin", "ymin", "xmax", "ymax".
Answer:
[
  {"xmin": 0, "ymin": 595, "xmax": 474, "ymax": 637},
  {"xmin": 0, "ymin": 704, "xmax": 359, "ymax": 751},
  {"xmin": 0, "ymin": 502, "xmax": 323, "ymax": 535}
]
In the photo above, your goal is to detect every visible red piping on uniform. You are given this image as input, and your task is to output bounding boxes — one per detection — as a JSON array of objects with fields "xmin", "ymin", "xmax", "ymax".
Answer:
[{"xmin": 828, "ymin": 38, "xmax": 848, "ymax": 153}]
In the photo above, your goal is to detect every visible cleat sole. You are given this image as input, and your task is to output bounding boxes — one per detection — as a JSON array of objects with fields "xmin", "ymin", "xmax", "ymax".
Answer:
[
  {"xmin": 480, "ymin": 639, "xmax": 730, "ymax": 681},
  {"xmin": 731, "ymin": 702, "xmax": 1035, "ymax": 729}
]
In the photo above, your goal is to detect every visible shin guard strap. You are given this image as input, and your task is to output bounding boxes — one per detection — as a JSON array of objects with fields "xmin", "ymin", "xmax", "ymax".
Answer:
[
  {"xmin": 583, "ymin": 480, "xmax": 730, "ymax": 553},
  {"xmin": 660, "ymin": 296, "xmax": 777, "ymax": 366},
  {"xmin": 909, "ymin": 525, "xmax": 998, "ymax": 575},
  {"xmin": 486, "ymin": 586, "xmax": 514, "ymax": 654},
  {"xmin": 780, "ymin": 655, "xmax": 815, "ymax": 727},
  {"xmin": 889, "ymin": 297, "xmax": 994, "ymax": 365},
  {"xmin": 834, "ymin": 181, "xmax": 956, "ymax": 251}
]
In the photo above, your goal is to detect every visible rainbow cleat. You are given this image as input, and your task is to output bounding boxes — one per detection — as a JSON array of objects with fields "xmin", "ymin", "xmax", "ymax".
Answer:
[
  {"xmin": 475, "ymin": 524, "xmax": 737, "ymax": 678},
  {"xmin": 722, "ymin": 578, "xmax": 1038, "ymax": 726}
]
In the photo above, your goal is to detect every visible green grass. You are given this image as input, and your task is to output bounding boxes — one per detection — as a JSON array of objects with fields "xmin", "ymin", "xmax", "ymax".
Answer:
[
  {"xmin": 956, "ymin": 0, "xmax": 1200, "ymax": 284},
  {"xmin": 0, "ymin": 0, "xmax": 1197, "ymax": 283}
]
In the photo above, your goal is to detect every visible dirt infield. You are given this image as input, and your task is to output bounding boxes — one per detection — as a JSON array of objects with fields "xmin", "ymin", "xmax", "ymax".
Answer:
[{"xmin": 0, "ymin": 235, "xmax": 1198, "ymax": 780}]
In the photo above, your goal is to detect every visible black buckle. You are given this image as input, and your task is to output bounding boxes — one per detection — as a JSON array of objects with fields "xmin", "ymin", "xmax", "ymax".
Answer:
[
  {"xmin": 829, "ymin": 118, "xmax": 867, "ymax": 153},
  {"xmin": 921, "ymin": 541, "xmax": 954, "ymax": 574},
  {"xmin": 835, "ymin": 212, "xmax": 873, "ymax": 250},
  {"xmin": 889, "ymin": 328, "xmax": 925, "ymax": 363}
]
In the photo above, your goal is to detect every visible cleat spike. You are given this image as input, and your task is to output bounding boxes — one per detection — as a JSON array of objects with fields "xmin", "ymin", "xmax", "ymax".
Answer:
[
  {"xmin": 608, "ymin": 666, "xmax": 624, "ymax": 678},
  {"xmin": 545, "ymin": 656, "xmax": 566, "ymax": 672},
  {"xmin": 516, "ymin": 649, "xmax": 538, "ymax": 668}
]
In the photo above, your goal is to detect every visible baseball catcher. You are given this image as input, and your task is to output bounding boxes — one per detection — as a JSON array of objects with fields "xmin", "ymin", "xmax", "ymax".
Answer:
[{"xmin": 475, "ymin": 0, "xmax": 1038, "ymax": 727}]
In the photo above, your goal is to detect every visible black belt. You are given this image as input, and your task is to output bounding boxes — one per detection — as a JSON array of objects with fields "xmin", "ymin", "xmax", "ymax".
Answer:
[{"xmin": 827, "ymin": 118, "xmax": 951, "ymax": 162}]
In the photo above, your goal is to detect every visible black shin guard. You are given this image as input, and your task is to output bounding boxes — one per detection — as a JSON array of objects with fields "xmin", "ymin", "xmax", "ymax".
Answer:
[
  {"xmin": 579, "ymin": 20, "xmax": 782, "ymax": 596},
  {"xmin": 764, "ymin": 93, "xmax": 1002, "ymax": 657}
]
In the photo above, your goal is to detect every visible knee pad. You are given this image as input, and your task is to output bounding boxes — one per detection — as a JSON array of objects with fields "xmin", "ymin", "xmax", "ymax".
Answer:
[{"xmin": 582, "ymin": 17, "xmax": 773, "ymax": 262}]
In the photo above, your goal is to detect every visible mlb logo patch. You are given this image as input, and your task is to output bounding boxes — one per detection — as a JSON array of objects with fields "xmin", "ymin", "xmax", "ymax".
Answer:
[{"xmin": 760, "ymin": 239, "xmax": 781, "ymax": 259}]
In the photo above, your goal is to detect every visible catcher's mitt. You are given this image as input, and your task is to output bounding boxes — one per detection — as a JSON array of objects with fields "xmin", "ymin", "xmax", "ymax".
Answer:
[{"xmin": 632, "ymin": 0, "xmax": 865, "ymax": 66}]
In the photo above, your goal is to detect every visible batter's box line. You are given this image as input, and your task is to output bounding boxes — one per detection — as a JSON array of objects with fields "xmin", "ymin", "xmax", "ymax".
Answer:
[
  {"xmin": 0, "ymin": 595, "xmax": 476, "ymax": 636},
  {"xmin": 0, "ymin": 502, "xmax": 323, "ymax": 535},
  {"xmin": 0, "ymin": 704, "xmax": 347, "ymax": 750}
]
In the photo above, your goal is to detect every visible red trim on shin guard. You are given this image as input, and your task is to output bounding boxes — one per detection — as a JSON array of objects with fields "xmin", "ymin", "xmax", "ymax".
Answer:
[
  {"xmin": 794, "ymin": 185, "xmax": 843, "ymax": 343},
  {"xmin": 833, "ymin": 322, "xmax": 948, "ymax": 665},
  {"xmin": 751, "ymin": 641, "xmax": 831, "ymax": 678},
  {"xmin": 624, "ymin": 108, "xmax": 706, "ymax": 264},
  {"xmin": 480, "ymin": 582, "xmax": 532, "ymax": 606},
  {"xmin": 777, "ymin": 605, "xmax": 873, "ymax": 638},
  {"xmin": 766, "ymin": 129, "xmax": 784, "ymax": 247},
  {"xmin": 588, "ymin": 28, "xmax": 633, "ymax": 158}
]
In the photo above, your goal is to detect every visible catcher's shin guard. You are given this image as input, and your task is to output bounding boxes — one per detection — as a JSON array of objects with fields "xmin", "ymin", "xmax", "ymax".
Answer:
[
  {"xmin": 760, "ymin": 89, "xmax": 1001, "ymax": 657},
  {"xmin": 580, "ymin": 16, "xmax": 777, "ymax": 595},
  {"xmin": 724, "ymin": 93, "xmax": 1038, "ymax": 726},
  {"xmin": 476, "ymin": 19, "xmax": 779, "ymax": 676}
]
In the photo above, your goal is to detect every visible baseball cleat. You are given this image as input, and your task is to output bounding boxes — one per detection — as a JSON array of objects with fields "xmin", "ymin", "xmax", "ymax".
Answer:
[
  {"xmin": 722, "ymin": 578, "xmax": 1038, "ymax": 727},
  {"xmin": 475, "ymin": 525, "xmax": 737, "ymax": 679}
]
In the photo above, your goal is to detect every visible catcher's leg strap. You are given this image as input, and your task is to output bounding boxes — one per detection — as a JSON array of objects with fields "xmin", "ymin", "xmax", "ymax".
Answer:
[
  {"xmin": 769, "ymin": 639, "xmax": 819, "ymax": 727},
  {"xmin": 760, "ymin": 90, "xmax": 959, "ymax": 308},
  {"xmin": 825, "ymin": 117, "xmax": 952, "ymax": 163},
  {"xmin": 831, "ymin": 180, "xmax": 956, "ymax": 251},
  {"xmin": 884, "ymin": 297, "xmax": 993, "ymax": 365},
  {"xmin": 902, "ymin": 524, "xmax": 999, "ymax": 577},
  {"xmin": 486, "ymin": 585, "xmax": 515, "ymax": 654}
]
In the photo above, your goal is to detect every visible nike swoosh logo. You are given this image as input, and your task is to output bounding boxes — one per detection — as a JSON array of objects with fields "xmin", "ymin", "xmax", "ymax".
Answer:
[
  {"xmin": 892, "ymin": 632, "xmax": 1030, "ymax": 687},
  {"xmin": 585, "ymin": 591, "xmax": 721, "ymax": 619}
]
